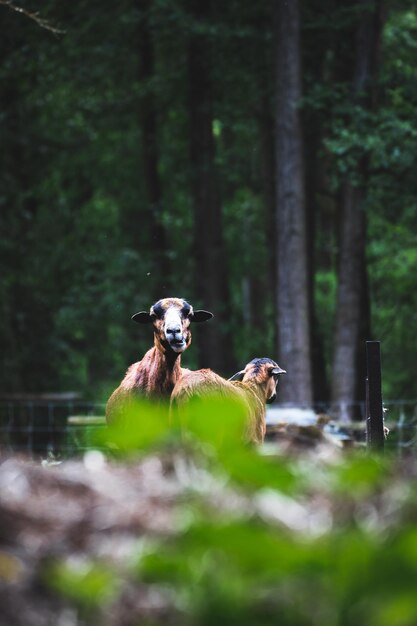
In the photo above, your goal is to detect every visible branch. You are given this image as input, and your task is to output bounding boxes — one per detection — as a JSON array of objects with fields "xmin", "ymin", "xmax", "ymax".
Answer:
[{"xmin": 0, "ymin": 0, "xmax": 65, "ymax": 35}]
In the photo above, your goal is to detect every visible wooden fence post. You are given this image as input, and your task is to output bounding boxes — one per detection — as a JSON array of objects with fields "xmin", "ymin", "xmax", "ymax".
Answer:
[{"xmin": 366, "ymin": 341, "xmax": 385, "ymax": 452}]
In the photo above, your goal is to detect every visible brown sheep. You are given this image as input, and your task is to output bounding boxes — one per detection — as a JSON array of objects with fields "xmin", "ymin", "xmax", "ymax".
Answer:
[
  {"xmin": 106, "ymin": 297, "xmax": 213, "ymax": 424},
  {"xmin": 170, "ymin": 357, "xmax": 286, "ymax": 444}
]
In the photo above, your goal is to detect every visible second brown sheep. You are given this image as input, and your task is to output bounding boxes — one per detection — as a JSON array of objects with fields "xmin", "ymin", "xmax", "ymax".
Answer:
[{"xmin": 170, "ymin": 357, "xmax": 286, "ymax": 444}]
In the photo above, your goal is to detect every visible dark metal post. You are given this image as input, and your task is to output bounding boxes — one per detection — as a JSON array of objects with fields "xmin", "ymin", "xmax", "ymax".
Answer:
[{"xmin": 366, "ymin": 341, "xmax": 384, "ymax": 452}]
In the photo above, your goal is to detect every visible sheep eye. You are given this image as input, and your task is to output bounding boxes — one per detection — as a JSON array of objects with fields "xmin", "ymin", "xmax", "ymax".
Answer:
[
  {"xmin": 152, "ymin": 307, "xmax": 165, "ymax": 320},
  {"xmin": 181, "ymin": 305, "xmax": 191, "ymax": 318}
]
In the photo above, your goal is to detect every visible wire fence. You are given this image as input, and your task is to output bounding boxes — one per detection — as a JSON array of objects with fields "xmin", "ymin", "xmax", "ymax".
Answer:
[
  {"xmin": 0, "ymin": 398, "xmax": 416, "ymax": 459},
  {"xmin": 0, "ymin": 399, "xmax": 106, "ymax": 458}
]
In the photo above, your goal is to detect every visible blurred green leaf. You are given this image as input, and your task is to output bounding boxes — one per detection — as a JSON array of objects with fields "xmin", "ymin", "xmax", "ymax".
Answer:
[
  {"xmin": 330, "ymin": 455, "xmax": 389, "ymax": 496},
  {"xmin": 171, "ymin": 395, "xmax": 249, "ymax": 453},
  {"xmin": 98, "ymin": 398, "xmax": 173, "ymax": 454},
  {"xmin": 45, "ymin": 559, "xmax": 118, "ymax": 607}
]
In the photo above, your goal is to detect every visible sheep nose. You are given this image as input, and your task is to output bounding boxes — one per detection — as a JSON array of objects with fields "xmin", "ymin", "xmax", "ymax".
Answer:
[{"xmin": 167, "ymin": 326, "xmax": 182, "ymax": 337}]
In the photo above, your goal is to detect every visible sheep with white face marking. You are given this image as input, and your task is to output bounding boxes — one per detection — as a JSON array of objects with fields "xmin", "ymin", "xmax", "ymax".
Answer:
[
  {"xmin": 106, "ymin": 297, "xmax": 213, "ymax": 424},
  {"xmin": 170, "ymin": 357, "xmax": 286, "ymax": 444}
]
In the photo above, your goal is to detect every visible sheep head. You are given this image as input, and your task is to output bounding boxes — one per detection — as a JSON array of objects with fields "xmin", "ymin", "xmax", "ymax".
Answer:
[
  {"xmin": 229, "ymin": 357, "xmax": 286, "ymax": 404},
  {"xmin": 132, "ymin": 297, "xmax": 213, "ymax": 354}
]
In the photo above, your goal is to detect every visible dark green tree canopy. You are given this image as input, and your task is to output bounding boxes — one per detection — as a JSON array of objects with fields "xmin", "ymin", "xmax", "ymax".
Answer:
[{"xmin": 0, "ymin": 0, "xmax": 416, "ymax": 403}]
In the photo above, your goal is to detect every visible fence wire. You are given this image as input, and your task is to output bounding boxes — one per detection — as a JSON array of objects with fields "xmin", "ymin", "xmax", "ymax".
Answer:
[
  {"xmin": 0, "ymin": 400, "xmax": 106, "ymax": 458},
  {"xmin": 0, "ymin": 399, "xmax": 416, "ymax": 459}
]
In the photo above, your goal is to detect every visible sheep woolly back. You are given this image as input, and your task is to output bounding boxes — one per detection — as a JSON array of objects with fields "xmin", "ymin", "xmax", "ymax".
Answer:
[{"xmin": 170, "ymin": 362, "xmax": 278, "ymax": 444}]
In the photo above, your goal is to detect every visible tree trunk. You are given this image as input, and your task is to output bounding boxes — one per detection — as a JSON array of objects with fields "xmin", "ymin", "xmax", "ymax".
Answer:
[
  {"xmin": 274, "ymin": 0, "xmax": 312, "ymax": 406},
  {"xmin": 332, "ymin": 183, "xmax": 367, "ymax": 418},
  {"xmin": 258, "ymin": 94, "xmax": 277, "ymax": 349},
  {"xmin": 137, "ymin": 0, "xmax": 169, "ymax": 299},
  {"xmin": 305, "ymin": 124, "xmax": 330, "ymax": 404},
  {"xmin": 186, "ymin": 0, "xmax": 233, "ymax": 374},
  {"xmin": 331, "ymin": 0, "xmax": 383, "ymax": 420}
]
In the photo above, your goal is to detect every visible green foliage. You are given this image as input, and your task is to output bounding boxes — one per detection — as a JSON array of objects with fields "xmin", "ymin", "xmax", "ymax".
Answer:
[
  {"xmin": 102, "ymin": 398, "xmax": 176, "ymax": 454},
  {"xmin": 47, "ymin": 400, "xmax": 417, "ymax": 625},
  {"xmin": 225, "ymin": 187, "xmax": 275, "ymax": 363},
  {"xmin": 45, "ymin": 558, "xmax": 118, "ymax": 607},
  {"xmin": 367, "ymin": 214, "xmax": 417, "ymax": 398},
  {"xmin": 0, "ymin": 0, "xmax": 416, "ymax": 400},
  {"xmin": 101, "ymin": 397, "xmax": 299, "ymax": 492}
]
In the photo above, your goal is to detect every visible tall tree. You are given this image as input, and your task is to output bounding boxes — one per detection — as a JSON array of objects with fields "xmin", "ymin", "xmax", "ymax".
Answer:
[
  {"xmin": 137, "ymin": 0, "xmax": 169, "ymax": 299},
  {"xmin": 331, "ymin": 0, "xmax": 383, "ymax": 419},
  {"xmin": 274, "ymin": 0, "xmax": 313, "ymax": 405},
  {"xmin": 186, "ymin": 0, "xmax": 233, "ymax": 374}
]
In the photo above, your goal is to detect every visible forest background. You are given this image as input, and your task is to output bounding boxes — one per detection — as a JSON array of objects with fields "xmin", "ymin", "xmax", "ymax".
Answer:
[{"xmin": 0, "ymin": 0, "xmax": 416, "ymax": 410}]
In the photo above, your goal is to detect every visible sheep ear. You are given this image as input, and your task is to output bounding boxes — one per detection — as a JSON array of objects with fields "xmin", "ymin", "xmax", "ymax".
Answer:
[
  {"xmin": 190, "ymin": 310, "xmax": 214, "ymax": 323},
  {"xmin": 271, "ymin": 367, "xmax": 286, "ymax": 376},
  {"xmin": 228, "ymin": 369, "xmax": 245, "ymax": 382},
  {"xmin": 132, "ymin": 311, "xmax": 154, "ymax": 324}
]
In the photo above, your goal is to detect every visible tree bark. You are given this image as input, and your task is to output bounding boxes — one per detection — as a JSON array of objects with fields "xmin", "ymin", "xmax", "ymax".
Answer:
[
  {"xmin": 332, "ymin": 182, "xmax": 367, "ymax": 418},
  {"xmin": 331, "ymin": 0, "xmax": 383, "ymax": 419},
  {"xmin": 137, "ymin": 0, "xmax": 169, "ymax": 299},
  {"xmin": 305, "ymin": 124, "xmax": 330, "ymax": 404},
  {"xmin": 258, "ymin": 94, "xmax": 277, "ymax": 349},
  {"xmin": 274, "ymin": 0, "xmax": 313, "ymax": 406},
  {"xmin": 186, "ymin": 0, "xmax": 233, "ymax": 374}
]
